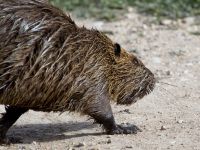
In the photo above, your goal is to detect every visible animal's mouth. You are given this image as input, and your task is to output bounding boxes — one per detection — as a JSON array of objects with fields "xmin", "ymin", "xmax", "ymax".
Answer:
[
  {"xmin": 140, "ymin": 78, "xmax": 155, "ymax": 97},
  {"xmin": 117, "ymin": 73, "xmax": 156, "ymax": 105}
]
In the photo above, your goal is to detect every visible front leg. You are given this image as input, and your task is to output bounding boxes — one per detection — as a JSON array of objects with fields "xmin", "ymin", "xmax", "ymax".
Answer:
[
  {"xmin": 90, "ymin": 110, "xmax": 141, "ymax": 134},
  {"xmin": 84, "ymin": 94, "xmax": 141, "ymax": 134}
]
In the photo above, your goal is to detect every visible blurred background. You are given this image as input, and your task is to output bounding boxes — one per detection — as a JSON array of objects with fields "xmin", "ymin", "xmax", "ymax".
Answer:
[
  {"xmin": 49, "ymin": 0, "xmax": 200, "ymax": 21},
  {"xmin": 4, "ymin": 0, "xmax": 200, "ymax": 150}
]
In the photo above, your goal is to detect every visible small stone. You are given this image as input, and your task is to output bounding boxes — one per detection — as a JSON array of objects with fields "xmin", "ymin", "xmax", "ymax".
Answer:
[
  {"xmin": 152, "ymin": 57, "xmax": 161, "ymax": 64},
  {"xmin": 160, "ymin": 125, "xmax": 167, "ymax": 130},
  {"xmin": 89, "ymin": 147, "xmax": 100, "ymax": 150},
  {"xmin": 124, "ymin": 109, "xmax": 131, "ymax": 114},
  {"xmin": 184, "ymin": 17, "xmax": 195, "ymax": 25},
  {"xmin": 166, "ymin": 71, "xmax": 171, "ymax": 76},
  {"xmin": 119, "ymin": 109, "xmax": 131, "ymax": 114},
  {"xmin": 93, "ymin": 21, "xmax": 104, "ymax": 30},
  {"xmin": 160, "ymin": 19, "xmax": 172, "ymax": 25},
  {"xmin": 142, "ymin": 24, "xmax": 148, "ymax": 30},
  {"xmin": 126, "ymin": 145, "xmax": 133, "ymax": 148},
  {"xmin": 170, "ymin": 141, "xmax": 176, "ymax": 145},
  {"xmin": 177, "ymin": 120, "xmax": 184, "ymax": 124},
  {"xmin": 107, "ymin": 139, "xmax": 111, "ymax": 144},
  {"xmin": 157, "ymin": 134, "xmax": 162, "ymax": 136},
  {"xmin": 32, "ymin": 141, "xmax": 37, "ymax": 145},
  {"xmin": 74, "ymin": 142, "xmax": 85, "ymax": 147},
  {"xmin": 128, "ymin": 7, "xmax": 134, "ymax": 12},
  {"xmin": 18, "ymin": 146, "xmax": 26, "ymax": 150},
  {"xmin": 106, "ymin": 135, "xmax": 111, "ymax": 138}
]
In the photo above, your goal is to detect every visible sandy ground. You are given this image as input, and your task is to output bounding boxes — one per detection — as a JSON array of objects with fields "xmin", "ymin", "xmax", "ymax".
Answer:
[{"xmin": 0, "ymin": 9, "xmax": 200, "ymax": 150}]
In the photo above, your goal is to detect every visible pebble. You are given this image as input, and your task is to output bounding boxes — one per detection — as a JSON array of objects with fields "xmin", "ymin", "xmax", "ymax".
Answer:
[
  {"xmin": 73, "ymin": 142, "xmax": 85, "ymax": 147},
  {"xmin": 106, "ymin": 135, "xmax": 111, "ymax": 138},
  {"xmin": 32, "ymin": 141, "xmax": 37, "ymax": 145},
  {"xmin": 160, "ymin": 125, "xmax": 167, "ymax": 130},
  {"xmin": 166, "ymin": 71, "xmax": 171, "ymax": 76},
  {"xmin": 107, "ymin": 139, "xmax": 111, "ymax": 144},
  {"xmin": 152, "ymin": 57, "xmax": 161, "ymax": 64},
  {"xmin": 177, "ymin": 120, "xmax": 184, "ymax": 124},
  {"xmin": 119, "ymin": 109, "xmax": 131, "ymax": 114},
  {"xmin": 170, "ymin": 140, "xmax": 176, "ymax": 145},
  {"xmin": 18, "ymin": 146, "xmax": 26, "ymax": 150},
  {"xmin": 89, "ymin": 147, "xmax": 100, "ymax": 150},
  {"xmin": 128, "ymin": 7, "xmax": 134, "ymax": 12},
  {"xmin": 92, "ymin": 21, "xmax": 104, "ymax": 30},
  {"xmin": 123, "ymin": 109, "xmax": 131, "ymax": 114},
  {"xmin": 160, "ymin": 19, "xmax": 172, "ymax": 25},
  {"xmin": 183, "ymin": 17, "xmax": 195, "ymax": 25},
  {"xmin": 126, "ymin": 145, "xmax": 133, "ymax": 148},
  {"xmin": 142, "ymin": 24, "xmax": 148, "ymax": 30}
]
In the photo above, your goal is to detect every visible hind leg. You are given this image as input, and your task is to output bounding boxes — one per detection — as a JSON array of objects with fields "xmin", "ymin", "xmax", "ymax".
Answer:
[{"xmin": 0, "ymin": 106, "xmax": 28, "ymax": 144}]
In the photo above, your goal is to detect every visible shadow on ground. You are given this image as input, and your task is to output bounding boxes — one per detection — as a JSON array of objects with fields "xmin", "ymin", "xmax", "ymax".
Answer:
[{"xmin": 7, "ymin": 122, "xmax": 101, "ymax": 144}]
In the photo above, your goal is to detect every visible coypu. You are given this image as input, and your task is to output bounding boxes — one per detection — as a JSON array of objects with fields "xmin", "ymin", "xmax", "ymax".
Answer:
[{"xmin": 0, "ymin": 0, "xmax": 155, "ymax": 143}]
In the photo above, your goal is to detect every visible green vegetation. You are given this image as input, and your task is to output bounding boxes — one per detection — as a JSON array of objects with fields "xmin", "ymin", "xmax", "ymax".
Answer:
[
  {"xmin": 132, "ymin": 0, "xmax": 200, "ymax": 20},
  {"xmin": 50, "ymin": 0, "xmax": 200, "ymax": 20}
]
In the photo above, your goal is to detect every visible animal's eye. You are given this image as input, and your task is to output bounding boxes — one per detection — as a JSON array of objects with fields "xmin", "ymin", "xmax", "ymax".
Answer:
[{"xmin": 114, "ymin": 43, "xmax": 121, "ymax": 57}]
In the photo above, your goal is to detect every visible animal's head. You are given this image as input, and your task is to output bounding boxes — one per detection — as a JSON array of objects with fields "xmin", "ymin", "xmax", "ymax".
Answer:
[{"xmin": 108, "ymin": 43, "xmax": 155, "ymax": 105}]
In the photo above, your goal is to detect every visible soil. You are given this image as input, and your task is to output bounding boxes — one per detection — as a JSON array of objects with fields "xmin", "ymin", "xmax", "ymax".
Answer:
[{"xmin": 0, "ymin": 9, "xmax": 200, "ymax": 150}]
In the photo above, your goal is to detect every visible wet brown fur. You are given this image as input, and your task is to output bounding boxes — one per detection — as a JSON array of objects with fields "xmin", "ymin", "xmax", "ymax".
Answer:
[{"xmin": 0, "ymin": 0, "xmax": 155, "ymax": 116}]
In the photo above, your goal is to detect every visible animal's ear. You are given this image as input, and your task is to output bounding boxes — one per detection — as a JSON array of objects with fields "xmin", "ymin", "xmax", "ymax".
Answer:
[{"xmin": 114, "ymin": 43, "xmax": 121, "ymax": 57}]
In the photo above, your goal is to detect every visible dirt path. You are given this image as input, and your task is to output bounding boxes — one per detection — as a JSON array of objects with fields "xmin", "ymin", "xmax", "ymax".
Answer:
[{"xmin": 0, "ymin": 10, "xmax": 200, "ymax": 150}]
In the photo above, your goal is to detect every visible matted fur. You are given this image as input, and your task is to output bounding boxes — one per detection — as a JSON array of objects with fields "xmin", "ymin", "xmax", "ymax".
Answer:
[{"xmin": 0, "ymin": 0, "xmax": 155, "ymax": 114}]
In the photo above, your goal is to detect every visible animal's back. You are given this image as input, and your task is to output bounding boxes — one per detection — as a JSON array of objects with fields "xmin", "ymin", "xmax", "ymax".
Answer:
[
  {"xmin": 0, "ymin": 0, "xmax": 113, "ymax": 111},
  {"xmin": 0, "ymin": 0, "xmax": 80, "ymax": 109}
]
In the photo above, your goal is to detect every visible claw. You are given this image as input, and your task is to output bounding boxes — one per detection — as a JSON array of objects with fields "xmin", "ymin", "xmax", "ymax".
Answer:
[
  {"xmin": 107, "ymin": 124, "xmax": 142, "ymax": 135},
  {"xmin": 0, "ymin": 137, "xmax": 10, "ymax": 145}
]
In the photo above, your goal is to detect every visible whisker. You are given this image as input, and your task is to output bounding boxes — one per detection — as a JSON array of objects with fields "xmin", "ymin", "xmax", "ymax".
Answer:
[
  {"xmin": 157, "ymin": 81, "xmax": 178, "ymax": 87},
  {"xmin": 155, "ymin": 84, "xmax": 180, "ymax": 99}
]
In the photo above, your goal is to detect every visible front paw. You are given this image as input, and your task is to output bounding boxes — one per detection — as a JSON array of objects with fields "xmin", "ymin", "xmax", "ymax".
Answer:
[
  {"xmin": 0, "ymin": 137, "xmax": 10, "ymax": 145},
  {"xmin": 107, "ymin": 123, "xmax": 142, "ymax": 135},
  {"xmin": 0, "ymin": 137, "xmax": 23, "ymax": 145}
]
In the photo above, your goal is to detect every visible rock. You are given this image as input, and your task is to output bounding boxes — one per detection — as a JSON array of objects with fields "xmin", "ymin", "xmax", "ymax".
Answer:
[
  {"xmin": 160, "ymin": 125, "xmax": 167, "ymax": 130},
  {"xmin": 123, "ymin": 109, "xmax": 131, "ymax": 114},
  {"xmin": 160, "ymin": 19, "xmax": 172, "ymax": 25},
  {"xmin": 128, "ymin": 7, "xmax": 134, "ymax": 13},
  {"xmin": 170, "ymin": 140, "xmax": 176, "ymax": 145},
  {"xmin": 126, "ymin": 145, "xmax": 133, "ymax": 148},
  {"xmin": 89, "ymin": 147, "xmax": 100, "ymax": 150},
  {"xmin": 177, "ymin": 120, "xmax": 184, "ymax": 124},
  {"xmin": 32, "ymin": 141, "xmax": 37, "ymax": 145},
  {"xmin": 18, "ymin": 146, "xmax": 26, "ymax": 150},
  {"xmin": 106, "ymin": 135, "xmax": 111, "ymax": 138},
  {"xmin": 184, "ymin": 17, "xmax": 195, "ymax": 25},
  {"xmin": 92, "ymin": 21, "xmax": 104, "ymax": 30},
  {"xmin": 107, "ymin": 139, "xmax": 111, "ymax": 144},
  {"xmin": 142, "ymin": 24, "xmax": 148, "ymax": 30},
  {"xmin": 73, "ymin": 142, "xmax": 85, "ymax": 147},
  {"xmin": 152, "ymin": 57, "xmax": 161, "ymax": 64},
  {"xmin": 166, "ymin": 71, "xmax": 171, "ymax": 76},
  {"xmin": 119, "ymin": 109, "xmax": 131, "ymax": 114}
]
